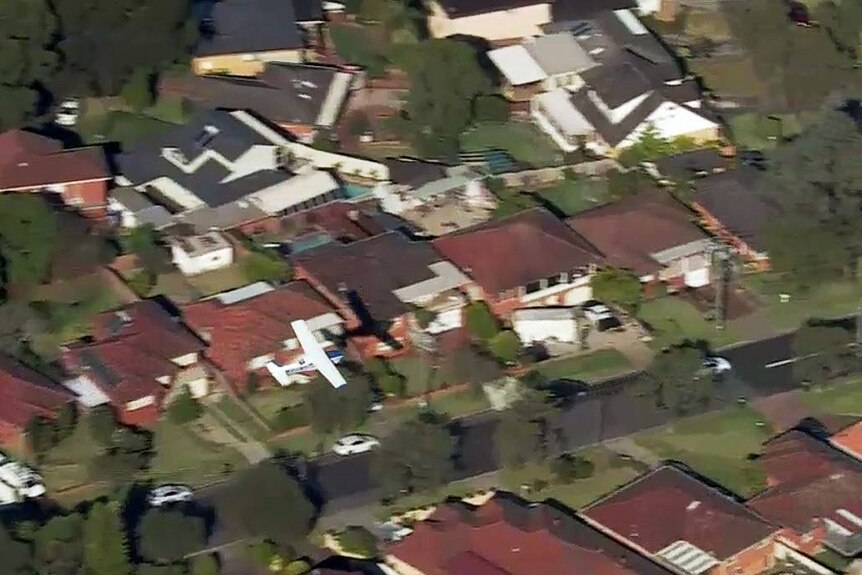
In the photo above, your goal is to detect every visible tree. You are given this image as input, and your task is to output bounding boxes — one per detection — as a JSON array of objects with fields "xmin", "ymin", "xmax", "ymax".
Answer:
[
  {"xmin": 34, "ymin": 513, "xmax": 85, "ymax": 575},
  {"xmin": 125, "ymin": 225, "xmax": 171, "ymax": 276},
  {"xmin": 26, "ymin": 416, "xmax": 56, "ymax": 459},
  {"xmin": 488, "ymin": 330, "xmax": 522, "ymax": 364},
  {"xmin": 473, "ymin": 95, "xmax": 509, "ymax": 122},
  {"xmin": 607, "ymin": 169, "xmax": 655, "ymax": 200},
  {"xmin": 241, "ymin": 251, "xmax": 292, "ymax": 284},
  {"xmin": 120, "ymin": 68, "xmax": 155, "ymax": 111},
  {"xmin": 304, "ymin": 374, "xmax": 372, "ymax": 435},
  {"xmin": 647, "ymin": 344, "xmax": 709, "ymax": 413},
  {"xmin": 167, "ymin": 388, "xmax": 203, "ymax": 425},
  {"xmin": 335, "ymin": 526, "xmax": 377, "ymax": 558},
  {"xmin": 0, "ymin": 524, "xmax": 32, "ymax": 574},
  {"xmin": 758, "ymin": 108, "xmax": 862, "ymax": 290},
  {"xmin": 591, "ymin": 268, "xmax": 642, "ymax": 311},
  {"xmin": 373, "ymin": 414, "xmax": 456, "ymax": 497},
  {"xmin": 400, "ymin": 39, "xmax": 492, "ymax": 155},
  {"xmin": 83, "ymin": 501, "xmax": 132, "ymax": 575},
  {"xmin": 216, "ymin": 461, "xmax": 314, "ymax": 544},
  {"xmin": 0, "ymin": 194, "xmax": 58, "ymax": 290},
  {"xmin": 138, "ymin": 509, "xmax": 206, "ymax": 564},
  {"xmin": 89, "ymin": 427, "xmax": 154, "ymax": 483},
  {"xmin": 0, "ymin": 0, "xmax": 58, "ymax": 128},
  {"xmin": 190, "ymin": 554, "xmax": 220, "ymax": 575},
  {"xmin": 52, "ymin": 0, "xmax": 197, "ymax": 96},
  {"xmin": 88, "ymin": 405, "xmax": 118, "ymax": 446},
  {"xmin": 551, "ymin": 453, "xmax": 595, "ymax": 483},
  {"xmin": 55, "ymin": 403, "xmax": 78, "ymax": 442},
  {"xmin": 494, "ymin": 389, "xmax": 555, "ymax": 469},
  {"xmin": 793, "ymin": 322, "xmax": 852, "ymax": 385},
  {"xmin": 464, "ymin": 301, "xmax": 500, "ymax": 341}
]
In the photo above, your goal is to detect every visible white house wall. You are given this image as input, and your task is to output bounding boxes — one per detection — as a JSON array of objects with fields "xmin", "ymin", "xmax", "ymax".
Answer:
[
  {"xmin": 427, "ymin": 0, "xmax": 552, "ymax": 41},
  {"xmin": 513, "ymin": 317, "xmax": 578, "ymax": 344},
  {"xmin": 619, "ymin": 102, "xmax": 718, "ymax": 148}
]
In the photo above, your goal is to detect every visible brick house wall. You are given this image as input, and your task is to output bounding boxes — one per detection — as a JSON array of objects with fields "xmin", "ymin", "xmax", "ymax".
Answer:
[
  {"xmin": 691, "ymin": 202, "xmax": 770, "ymax": 270},
  {"xmin": 711, "ymin": 537, "xmax": 777, "ymax": 575},
  {"xmin": 60, "ymin": 180, "xmax": 109, "ymax": 212},
  {"xmin": 479, "ymin": 281, "xmax": 593, "ymax": 322},
  {"xmin": 0, "ymin": 421, "xmax": 25, "ymax": 453},
  {"xmin": 234, "ymin": 215, "xmax": 282, "ymax": 236}
]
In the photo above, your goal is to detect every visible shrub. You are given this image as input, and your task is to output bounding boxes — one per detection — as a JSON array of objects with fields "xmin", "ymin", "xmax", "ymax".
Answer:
[
  {"xmin": 88, "ymin": 405, "xmax": 117, "ymax": 446},
  {"xmin": 167, "ymin": 388, "xmax": 203, "ymax": 425},
  {"xmin": 127, "ymin": 270, "xmax": 155, "ymax": 297},
  {"xmin": 551, "ymin": 454, "xmax": 595, "ymax": 483},
  {"xmin": 465, "ymin": 302, "xmax": 500, "ymax": 341},
  {"xmin": 248, "ymin": 540, "xmax": 279, "ymax": 568},
  {"xmin": 473, "ymin": 95, "xmax": 509, "ymax": 122},
  {"xmin": 286, "ymin": 559, "xmax": 311, "ymax": 575},
  {"xmin": 336, "ymin": 526, "xmax": 378, "ymax": 558},
  {"xmin": 272, "ymin": 405, "xmax": 309, "ymax": 432},
  {"xmin": 191, "ymin": 553, "xmax": 220, "ymax": 575},
  {"xmin": 378, "ymin": 372, "xmax": 407, "ymax": 397},
  {"xmin": 121, "ymin": 68, "xmax": 155, "ymax": 111},
  {"xmin": 488, "ymin": 330, "xmax": 522, "ymax": 364}
]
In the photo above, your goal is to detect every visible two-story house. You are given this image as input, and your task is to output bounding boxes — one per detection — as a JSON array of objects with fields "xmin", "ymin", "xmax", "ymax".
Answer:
[
  {"xmin": 61, "ymin": 301, "xmax": 208, "ymax": 426},
  {"xmin": 567, "ymin": 190, "xmax": 712, "ymax": 290},
  {"xmin": 181, "ymin": 281, "xmax": 345, "ymax": 391},
  {"xmin": 432, "ymin": 208, "xmax": 604, "ymax": 319},
  {"xmin": 293, "ymin": 231, "xmax": 474, "ymax": 358}
]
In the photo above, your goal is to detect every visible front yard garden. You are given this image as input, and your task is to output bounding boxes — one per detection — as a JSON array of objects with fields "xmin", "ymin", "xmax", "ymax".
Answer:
[
  {"xmin": 536, "ymin": 349, "xmax": 632, "ymax": 382},
  {"xmin": 460, "ymin": 122, "xmax": 564, "ymax": 168}
]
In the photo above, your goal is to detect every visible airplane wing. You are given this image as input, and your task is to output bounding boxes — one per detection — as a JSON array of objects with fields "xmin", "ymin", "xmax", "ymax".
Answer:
[
  {"xmin": 265, "ymin": 362, "xmax": 291, "ymax": 387},
  {"xmin": 291, "ymin": 319, "xmax": 347, "ymax": 389}
]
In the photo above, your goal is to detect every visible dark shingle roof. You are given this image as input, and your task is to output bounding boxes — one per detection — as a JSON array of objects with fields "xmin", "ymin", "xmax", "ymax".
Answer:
[
  {"xmin": 433, "ymin": 0, "xmax": 545, "ymax": 18},
  {"xmin": 551, "ymin": 0, "xmax": 635, "ymax": 22},
  {"xmin": 580, "ymin": 62, "xmax": 651, "ymax": 109},
  {"xmin": 692, "ymin": 169, "xmax": 782, "ymax": 252},
  {"xmin": 383, "ymin": 157, "xmax": 449, "ymax": 188},
  {"xmin": 117, "ymin": 110, "xmax": 291, "ymax": 208},
  {"xmin": 195, "ymin": 0, "xmax": 304, "ymax": 57},
  {"xmin": 569, "ymin": 87, "xmax": 663, "ymax": 147}
]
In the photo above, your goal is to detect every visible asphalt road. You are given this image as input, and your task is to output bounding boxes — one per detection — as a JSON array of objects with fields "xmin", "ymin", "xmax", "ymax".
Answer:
[{"xmin": 309, "ymin": 332, "xmax": 798, "ymax": 513}]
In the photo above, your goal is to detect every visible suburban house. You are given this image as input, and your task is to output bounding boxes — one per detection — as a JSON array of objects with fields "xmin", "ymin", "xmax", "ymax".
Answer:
[
  {"xmin": 385, "ymin": 492, "xmax": 675, "ymax": 575},
  {"xmin": 192, "ymin": 0, "xmax": 325, "ymax": 76},
  {"xmin": 294, "ymin": 231, "xmax": 474, "ymax": 357},
  {"xmin": 747, "ymin": 430, "xmax": 862, "ymax": 558},
  {"xmin": 181, "ymin": 281, "xmax": 345, "ymax": 391},
  {"xmin": 583, "ymin": 465, "xmax": 779, "ymax": 575},
  {"xmin": 432, "ymin": 208, "xmax": 604, "ymax": 319},
  {"xmin": 168, "ymin": 231, "xmax": 235, "ymax": 276},
  {"xmin": 567, "ymin": 191, "xmax": 712, "ymax": 289},
  {"xmin": 425, "ymin": 0, "xmax": 552, "ymax": 42},
  {"xmin": 511, "ymin": 307, "xmax": 580, "ymax": 345},
  {"xmin": 528, "ymin": 9, "xmax": 718, "ymax": 156},
  {"xmin": 690, "ymin": 169, "xmax": 781, "ymax": 271},
  {"xmin": 160, "ymin": 62, "xmax": 354, "ymax": 144},
  {"xmin": 61, "ymin": 301, "xmax": 208, "ymax": 426},
  {"xmin": 107, "ymin": 188, "xmax": 173, "ymax": 230},
  {"xmin": 375, "ymin": 157, "xmax": 495, "ymax": 235},
  {"xmin": 0, "ymin": 129, "xmax": 111, "ymax": 217},
  {"xmin": 0, "ymin": 355, "xmax": 76, "ymax": 451},
  {"xmin": 115, "ymin": 110, "xmax": 344, "ymax": 233}
]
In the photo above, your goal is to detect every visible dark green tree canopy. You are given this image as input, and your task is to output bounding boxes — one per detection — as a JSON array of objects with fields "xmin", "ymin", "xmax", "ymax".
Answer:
[{"xmin": 137, "ymin": 509, "xmax": 206, "ymax": 564}]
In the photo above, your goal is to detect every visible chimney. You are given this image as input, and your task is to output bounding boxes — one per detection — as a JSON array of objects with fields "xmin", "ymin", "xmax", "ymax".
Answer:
[{"xmin": 347, "ymin": 209, "xmax": 359, "ymax": 221}]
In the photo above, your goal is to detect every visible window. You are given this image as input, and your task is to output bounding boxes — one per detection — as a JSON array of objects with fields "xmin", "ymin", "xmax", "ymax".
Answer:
[
  {"xmin": 241, "ymin": 53, "xmax": 257, "ymax": 61},
  {"xmin": 546, "ymin": 275, "xmax": 561, "ymax": 288},
  {"xmin": 524, "ymin": 280, "xmax": 543, "ymax": 294},
  {"xmin": 285, "ymin": 338, "xmax": 298, "ymax": 350}
]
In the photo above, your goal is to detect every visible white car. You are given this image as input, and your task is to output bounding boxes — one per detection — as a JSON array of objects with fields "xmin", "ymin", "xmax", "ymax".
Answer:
[
  {"xmin": 55, "ymin": 98, "xmax": 80, "ymax": 127},
  {"xmin": 332, "ymin": 434, "xmax": 380, "ymax": 456},
  {"xmin": 147, "ymin": 484, "xmax": 193, "ymax": 507},
  {"xmin": 703, "ymin": 356, "xmax": 732, "ymax": 374}
]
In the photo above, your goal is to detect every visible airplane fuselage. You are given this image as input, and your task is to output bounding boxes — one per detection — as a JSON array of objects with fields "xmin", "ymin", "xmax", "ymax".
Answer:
[{"xmin": 281, "ymin": 348, "xmax": 345, "ymax": 375}]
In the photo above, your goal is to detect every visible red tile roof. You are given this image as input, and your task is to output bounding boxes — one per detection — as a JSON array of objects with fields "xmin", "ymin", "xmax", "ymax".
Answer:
[
  {"xmin": 181, "ymin": 280, "xmax": 341, "ymax": 385},
  {"xmin": 831, "ymin": 420, "xmax": 862, "ymax": 460},
  {"xmin": 432, "ymin": 208, "xmax": 603, "ymax": 294},
  {"xmin": 63, "ymin": 301, "xmax": 205, "ymax": 405},
  {"xmin": 583, "ymin": 466, "xmax": 776, "ymax": 561},
  {"xmin": 387, "ymin": 493, "xmax": 673, "ymax": 575},
  {"xmin": 747, "ymin": 430, "xmax": 862, "ymax": 534},
  {"xmin": 0, "ymin": 130, "xmax": 110, "ymax": 190},
  {"xmin": 282, "ymin": 200, "xmax": 387, "ymax": 243},
  {"xmin": 0, "ymin": 355, "xmax": 74, "ymax": 429},
  {"xmin": 566, "ymin": 191, "xmax": 708, "ymax": 276}
]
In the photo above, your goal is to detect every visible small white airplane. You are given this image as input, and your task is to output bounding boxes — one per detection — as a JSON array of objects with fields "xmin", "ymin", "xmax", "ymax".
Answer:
[{"xmin": 265, "ymin": 319, "xmax": 347, "ymax": 388}]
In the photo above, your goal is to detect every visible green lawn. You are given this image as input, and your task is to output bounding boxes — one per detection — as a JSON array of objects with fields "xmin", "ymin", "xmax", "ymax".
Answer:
[
  {"xmin": 801, "ymin": 377, "xmax": 862, "ymax": 416},
  {"xmin": 185, "ymin": 263, "xmax": 252, "ymax": 296},
  {"xmin": 214, "ymin": 396, "xmax": 271, "ymax": 443},
  {"xmin": 390, "ymin": 354, "xmax": 437, "ymax": 396},
  {"xmin": 79, "ymin": 110, "xmax": 176, "ymax": 147},
  {"xmin": 743, "ymin": 274, "xmax": 862, "ymax": 331},
  {"xmin": 460, "ymin": 122, "xmax": 563, "ymax": 168},
  {"xmin": 501, "ymin": 447, "xmax": 643, "ymax": 510},
  {"xmin": 426, "ymin": 387, "xmax": 491, "ymax": 418},
  {"xmin": 40, "ymin": 423, "xmax": 103, "ymax": 495},
  {"xmin": 533, "ymin": 178, "xmax": 611, "ymax": 216},
  {"xmin": 249, "ymin": 387, "xmax": 305, "ymax": 422},
  {"xmin": 633, "ymin": 407, "xmax": 772, "ymax": 497},
  {"xmin": 637, "ymin": 296, "xmax": 743, "ymax": 349},
  {"xmin": 146, "ymin": 420, "xmax": 248, "ymax": 486},
  {"xmin": 536, "ymin": 349, "xmax": 632, "ymax": 382},
  {"xmin": 688, "ymin": 56, "xmax": 766, "ymax": 101}
]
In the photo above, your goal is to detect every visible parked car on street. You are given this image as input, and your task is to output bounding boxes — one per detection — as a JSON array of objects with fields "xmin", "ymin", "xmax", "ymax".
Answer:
[
  {"xmin": 332, "ymin": 434, "xmax": 380, "ymax": 456},
  {"xmin": 703, "ymin": 355, "xmax": 732, "ymax": 375},
  {"xmin": 54, "ymin": 98, "xmax": 80, "ymax": 127},
  {"xmin": 582, "ymin": 300, "xmax": 623, "ymax": 331},
  {"xmin": 147, "ymin": 484, "xmax": 193, "ymax": 507}
]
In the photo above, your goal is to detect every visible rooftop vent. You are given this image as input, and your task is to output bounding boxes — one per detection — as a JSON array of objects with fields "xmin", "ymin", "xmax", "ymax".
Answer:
[{"xmin": 687, "ymin": 501, "xmax": 701, "ymax": 511}]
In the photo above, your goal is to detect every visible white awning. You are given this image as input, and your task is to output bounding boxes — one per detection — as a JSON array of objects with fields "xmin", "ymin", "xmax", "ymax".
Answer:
[
  {"xmin": 535, "ymin": 90, "xmax": 594, "ymax": 137},
  {"xmin": 488, "ymin": 45, "xmax": 547, "ymax": 86}
]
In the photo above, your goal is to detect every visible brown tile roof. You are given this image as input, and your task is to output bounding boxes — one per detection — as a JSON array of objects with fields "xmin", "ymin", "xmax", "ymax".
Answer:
[
  {"xmin": 181, "ymin": 280, "xmax": 341, "ymax": 385},
  {"xmin": 294, "ymin": 231, "xmax": 445, "ymax": 321},
  {"xmin": 432, "ymin": 208, "xmax": 603, "ymax": 294},
  {"xmin": 387, "ymin": 493, "xmax": 674, "ymax": 575},
  {"xmin": 0, "ymin": 355, "xmax": 74, "ymax": 429},
  {"xmin": 832, "ymin": 420, "xmax": 862, "ymax": 460},
  {"xmin": 567, "ymin": 191, "xmax": 707, "ymax": 276},
  {"xmin": 281, "ymin": 201, "xmax": 388, "ymax": 243},
  {"xmin": 583, "ymin": 466, "xmax": 777, "ymax": 561},
  {"xmin": 63, "ymin": 301, "xmax": 205, "ymax": 404},
  {"xmin": 0, "ymin": 130, "xmax": 109, "ymax": 190},
  {"xmin": 747, "ymin": 430, "xmax": 862, "ymax": 534}
]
